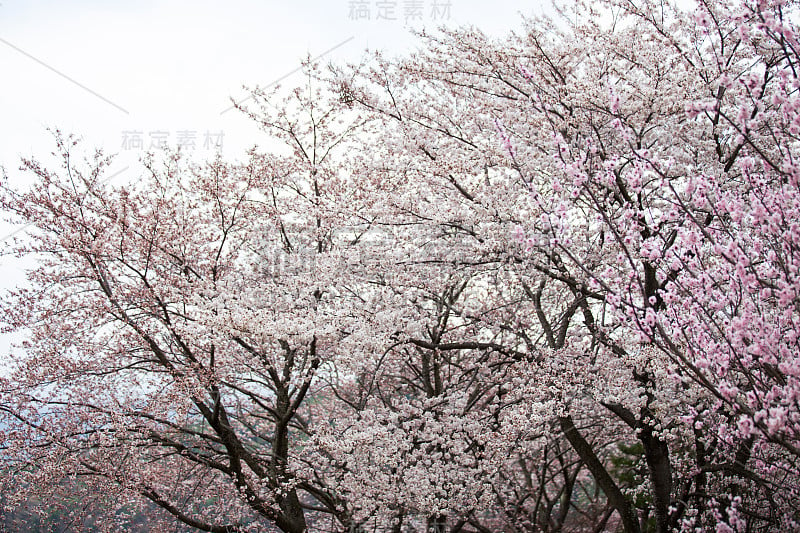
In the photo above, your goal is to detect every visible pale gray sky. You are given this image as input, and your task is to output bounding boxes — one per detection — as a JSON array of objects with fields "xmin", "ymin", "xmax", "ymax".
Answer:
[{"xmin": 0, "ymin": 0, "xmax": 546, "ymax": 165}]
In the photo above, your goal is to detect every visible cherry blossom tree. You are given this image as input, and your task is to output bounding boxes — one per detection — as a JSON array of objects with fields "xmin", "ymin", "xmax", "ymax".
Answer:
[
  {"xmin": 0, "ymin": 72, "xmax": 381, "ymax": 531},
  {"xmin": 3, "ymin": 0, "xmax": 800, "ymax": 531},
  {"xmin": 330, "ymin": 0, "xmax": 800, "ymax": 530}
]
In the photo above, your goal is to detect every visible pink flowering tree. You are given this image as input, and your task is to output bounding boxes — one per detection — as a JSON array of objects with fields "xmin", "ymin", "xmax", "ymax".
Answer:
[{"xmin": 511, "ymin": 0, "xmax": 800, "ymax": 529}]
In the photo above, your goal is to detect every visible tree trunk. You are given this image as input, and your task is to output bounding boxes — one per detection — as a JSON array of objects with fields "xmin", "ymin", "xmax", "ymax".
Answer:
[{"xmin": 559, "ymin": 416, "xmax": 641, "ymax": 533}]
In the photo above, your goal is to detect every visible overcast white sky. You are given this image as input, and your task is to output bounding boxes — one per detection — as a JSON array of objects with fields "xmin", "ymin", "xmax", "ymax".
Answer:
[
  {"xmin": 0, "ymin": 0, "xmax": 546, "ymax": 165},
  {"xmin": 0, "ymin": 0, "xmax": 548, "ymax": 356}
]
